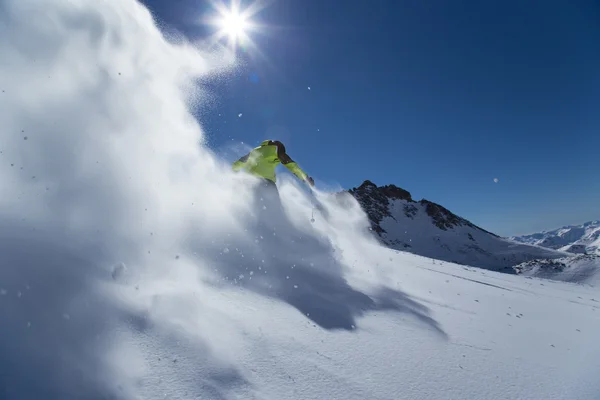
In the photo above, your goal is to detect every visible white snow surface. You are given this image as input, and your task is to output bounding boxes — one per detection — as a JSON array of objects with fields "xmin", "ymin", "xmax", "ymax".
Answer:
[
  {"xmin": 377, "ymin": 199, "xmax": 567, "ymax": 271},
  {"xmin": 1, "ymin": 1, "xmax": 599, "ymax": 399},
  {"xmin": 511, "ymin": 221, "xmax": 600, "ymax": 254}
]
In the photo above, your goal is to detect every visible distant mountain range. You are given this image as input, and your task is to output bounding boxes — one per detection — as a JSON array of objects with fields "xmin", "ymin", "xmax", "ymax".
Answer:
[
  {"xmin": 508, "ymin": 221, "xmax": 600, "ymax": 284},
  {"xmin": 345, "ymin": 180, "xmax": 567, "ymax": 273},
  {"xmin": 510, "ymin": 220, "xmax": 600, "ymax": 255}
]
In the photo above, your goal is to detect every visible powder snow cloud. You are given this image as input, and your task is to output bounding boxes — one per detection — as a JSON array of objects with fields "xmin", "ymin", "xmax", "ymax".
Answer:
[{"xmin": 0, "ymin": 0, "xmax": 376, "ymax": 398}]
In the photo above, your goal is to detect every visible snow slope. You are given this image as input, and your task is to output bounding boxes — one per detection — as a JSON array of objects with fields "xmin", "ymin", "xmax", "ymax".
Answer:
[
  {"xmin": 349, "ymin": 181, "xmax": 567, "ymax": 272},
  {"xmin": 511, "ymin": 221, "xmax": 600, "ymax": 254},
  {"xmin": 1, "ymin": 1, "xmax": 599, "ymax": 399}
]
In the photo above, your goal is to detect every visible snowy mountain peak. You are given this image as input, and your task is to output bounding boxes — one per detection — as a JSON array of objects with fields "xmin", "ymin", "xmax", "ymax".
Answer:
[
  {"xmin": 349, "ymin": 180, "xmax": 493, "ymax": 236},
  {"xmin": 511, "ymin": 220, "xmax": 600, "ymax": 254},
  {"xmin": 347, "ymin": 180, "xmax": 566, "ymax": 272},
  {"xmin": 357, "ymin": 180, "xmax": 414, "ymax": 201}
]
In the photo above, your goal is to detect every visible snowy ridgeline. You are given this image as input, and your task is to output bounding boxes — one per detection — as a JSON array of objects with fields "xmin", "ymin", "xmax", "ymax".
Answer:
[
  {"xmin": 1, "ymin": 1, "xmax": 599, "ymax": 399},
  {"xmin": 511, "ymin": 220, "xmax": 600, "ymax": 254},
  {"xmin": 508, "ymin": 222, "xmax": 600, "ymax": 283},
  {"xmin": 348, "ymin": 181, "xmax": 570, "ymax": 273}
]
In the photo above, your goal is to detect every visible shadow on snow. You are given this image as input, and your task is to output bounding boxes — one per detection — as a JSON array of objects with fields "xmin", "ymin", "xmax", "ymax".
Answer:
[{"xmin": 195, "ymin": 184, "xmax": 447, "ymax": 339}]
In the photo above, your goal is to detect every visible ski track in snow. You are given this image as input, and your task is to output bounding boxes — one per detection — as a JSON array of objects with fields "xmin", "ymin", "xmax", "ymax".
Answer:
[{"xmin": 0, "ymin": 1, "xmax": 599, "ymax": 399}]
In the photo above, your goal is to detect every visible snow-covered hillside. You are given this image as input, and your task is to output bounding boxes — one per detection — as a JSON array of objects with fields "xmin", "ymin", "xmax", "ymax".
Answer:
[
  {"xmin": 348, "ymin": 181, "xmax": 567, "ymax": 271},
  {"xmin": 1, "ymin": 1, "xmax": 599, "ymax": 399},
  {"xmin": 511, "ymin": 220, "xmax": 600, "ymax": 254},
  {"xmin": 514, "ymin": 254, "xmax": 600, "ymax": 284}
]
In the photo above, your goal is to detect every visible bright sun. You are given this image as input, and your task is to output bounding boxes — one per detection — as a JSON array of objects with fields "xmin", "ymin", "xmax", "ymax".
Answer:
[
  {"xmin": 207, "ymin": 1, "xmax": 262, "ymax": 50},
  {"xmin": 219, "ymin": 11, "xmax": 248, "ymax": 40}
]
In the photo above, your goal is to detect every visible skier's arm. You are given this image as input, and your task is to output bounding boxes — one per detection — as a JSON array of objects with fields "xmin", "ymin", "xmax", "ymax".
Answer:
[
  {"xmin": 232, "ymin": 153, "xmax": 250, "ymax": 171},
  {"xmin": 283, "ymin": 158, "xmax": 308, "ymax": 181},
  {"xmin": 273, "ymin": 141, "xmax": 314, "ymax": 186}
]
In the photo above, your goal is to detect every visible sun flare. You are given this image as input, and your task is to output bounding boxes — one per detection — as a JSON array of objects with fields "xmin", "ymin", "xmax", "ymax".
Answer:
[
  {"xmin": 207, "ymin": 1, "xmax": 264, "ymax": 51},
  {"xmin": 219, "ymin": 10, "xmax": 248, "ymax": 40}
]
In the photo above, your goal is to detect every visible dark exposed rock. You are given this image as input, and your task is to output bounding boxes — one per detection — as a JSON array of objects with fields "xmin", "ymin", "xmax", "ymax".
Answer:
[
  {"xmin": 354, "ymin": 180, "xmax": 412, "ymax": 201},
  {"xmin": 419, "ymin": 199, "xmax": 497, "ymax": 237},
  {"xmin": 379, "ymin": 184, "xmax": 412, "ymax": 202},
  {"xmin": 404, "ymin": 204, "xmax": 418, "ymax": 218},
  {"xmin": 350, "ymin": 180, "xmax": 413, "ymax": 203},
  {"xmin": 419, "ymin": 200, "xmax": 461, "ymax": 231},
  {"xmin": 514, "ymin": 259, "xmax": 567, "ymax": 274},
  {"xmin": 348, "ymin": 180, "xmax": 413, "ymax": 234}
]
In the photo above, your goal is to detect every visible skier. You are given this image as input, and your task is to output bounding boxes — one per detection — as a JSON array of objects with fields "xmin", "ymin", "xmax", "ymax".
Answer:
[
  {"xmin": 232, "ymin": 139, "xmax": 314, "ymax": 224},
  {"xmin": 232, "ymin": 139, "xmax": 314, "ymax": 189}
]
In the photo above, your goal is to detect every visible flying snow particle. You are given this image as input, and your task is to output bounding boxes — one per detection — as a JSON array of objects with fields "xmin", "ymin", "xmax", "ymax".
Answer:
[
  {"xmin": 111, "ymin": 263, "xmax": 126, "ymax": 280},
  {"xmin": 493, "ymin": 178, "xmax": 499, "ymax": 183},
  {"xmin": 238, "ymin": 113, "xmax": 242, "ymax": 117},
  {"xmin": 308, "ymin": 86, "xmax": 311, "ymax": 90}
]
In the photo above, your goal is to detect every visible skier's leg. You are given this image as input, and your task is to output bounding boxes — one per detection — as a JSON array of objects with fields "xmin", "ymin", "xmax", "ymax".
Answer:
[{"xmin": 253, "ymin": 178, "xmax": 283, "ymax": 218}]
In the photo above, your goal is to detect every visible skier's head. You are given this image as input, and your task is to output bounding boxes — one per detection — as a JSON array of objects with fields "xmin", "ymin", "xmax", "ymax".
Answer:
[{"xmin": 260, "ymin": 140, "xmax": 286, "ymax": 154}]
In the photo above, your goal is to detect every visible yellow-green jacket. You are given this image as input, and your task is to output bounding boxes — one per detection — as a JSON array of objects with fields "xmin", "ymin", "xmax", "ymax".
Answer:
[{"xmin": 232, "ymin": 140, "xmax": 308, "ymax": 183}]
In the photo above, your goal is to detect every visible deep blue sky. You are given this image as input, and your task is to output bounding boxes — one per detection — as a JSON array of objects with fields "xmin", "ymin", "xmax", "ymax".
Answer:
[{"xmin": 141, "ymin": 0, "xmax": 600, "ymax": 236}]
